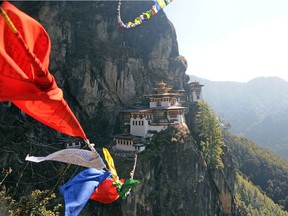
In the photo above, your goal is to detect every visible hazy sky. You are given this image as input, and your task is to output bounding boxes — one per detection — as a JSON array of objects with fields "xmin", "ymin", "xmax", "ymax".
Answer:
[{"xmin": 164, "ymin": 0, "xmax": 288, "ymax": 82}]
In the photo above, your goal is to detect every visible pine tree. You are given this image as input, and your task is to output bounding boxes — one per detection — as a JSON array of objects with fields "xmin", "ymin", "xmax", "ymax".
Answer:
[{"xmin": 195, "ymin": 101, "xmax": 224, "ymax": 169}]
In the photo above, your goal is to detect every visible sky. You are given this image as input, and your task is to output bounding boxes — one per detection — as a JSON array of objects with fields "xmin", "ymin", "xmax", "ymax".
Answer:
[{"xmin": 163, "ymin": 0, "xmax": 288, "ymax": 82}]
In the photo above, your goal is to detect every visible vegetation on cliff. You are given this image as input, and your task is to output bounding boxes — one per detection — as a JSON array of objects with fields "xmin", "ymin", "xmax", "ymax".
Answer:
[{"xmin": 194, "ymin": 101, "xmax": 224, "ymax": 169}]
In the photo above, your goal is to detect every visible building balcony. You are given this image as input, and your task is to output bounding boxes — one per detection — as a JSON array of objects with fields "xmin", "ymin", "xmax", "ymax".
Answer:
[{"xmin": 149, "ymin": 118, "xmax": 176, "ymax": 126}]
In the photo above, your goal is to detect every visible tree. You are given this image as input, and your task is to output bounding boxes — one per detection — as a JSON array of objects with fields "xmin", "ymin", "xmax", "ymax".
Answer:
[{"xmin": 195, "ymin": 101, "xmax": 224, "ymax": 169}]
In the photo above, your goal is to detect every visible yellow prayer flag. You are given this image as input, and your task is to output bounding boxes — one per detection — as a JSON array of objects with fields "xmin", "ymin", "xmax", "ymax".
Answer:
[
  {"xmin": 103, "ymin": 148, "xmax": 118, "ymax": 181},
  {"xmin": 157, "ymin": 0, "xmax": 165, "ymax": 9}
]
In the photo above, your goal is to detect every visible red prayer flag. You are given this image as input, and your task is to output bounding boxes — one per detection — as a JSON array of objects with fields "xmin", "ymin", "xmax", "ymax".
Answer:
[
  {"xmin": 0, "ymin": 1, "xmax": 87, "ymax": 140},
  {"xmin": 90, "ymin": 178, "xmax": 122, "ymax": 204}
]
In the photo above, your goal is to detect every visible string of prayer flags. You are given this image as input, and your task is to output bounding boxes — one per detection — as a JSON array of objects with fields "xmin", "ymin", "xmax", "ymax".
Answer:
[{"xmin": 117, "ymin": 0, "xmax": 174, "ymax": 29}]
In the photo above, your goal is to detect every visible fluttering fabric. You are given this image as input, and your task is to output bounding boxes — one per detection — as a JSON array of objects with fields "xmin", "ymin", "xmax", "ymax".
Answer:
[
  {"xmin": 90, "ymin": 178, "xmax": 140, "ymax": 203},
  {"xmin": 59, "ymin": 168, "xmax": 111, "ymax": 216},
  {"xmin": 0, "ymin": 1, "xmax": 87, "ymax": 140},
  {"xmin": 103, "ymin": 147, "xmax": 119, "ymax": 181},
  {"xmin": 90, "ymin": 178, "xmax": 123, "ymax": 204},
  {"xmin": 98, "ymin": 148, "xmax": 141, "ymax": 201},
  {"xmin": 25, "ymin": 149, "xmax": 106, "ymax": 170},
  {"xmin": 89, "ymin": 149, "xmax": 141, "ymax": 203},
  {"xmin": 117, "ymin": 0, "xmax": 173, "ymax": 28}
]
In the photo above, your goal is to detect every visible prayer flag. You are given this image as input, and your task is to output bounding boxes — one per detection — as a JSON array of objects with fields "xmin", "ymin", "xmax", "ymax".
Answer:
[
  {"xmin": 59, "ymin": 168, "xmax": 111, "ymax": 216},
  {"xmin": 0, "ymin": 1, "xmax": 87, "ymax": 140},
  {"xmin": 25, "ymin": 149, "xmax": 106, "ymax": 170}
]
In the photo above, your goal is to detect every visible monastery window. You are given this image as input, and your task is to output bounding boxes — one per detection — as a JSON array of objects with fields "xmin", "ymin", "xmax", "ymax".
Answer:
[
  {"xmin": 142, "ymin": 121, "xmax": 144, "ymax": 126},
  {"xmin": 169, "ymin": 112, "xmax": 178, "ymax": 118},
  {"xmin": 170, "ymin": 99, "xmax": 176, "ymax": 106},
  {"xmin": 156, "ymin": 100, "xmax": 161, "ymax": 106},
  {"xmin": 139, "ymin": 121, "xmax": 141, "ymax": 125}
]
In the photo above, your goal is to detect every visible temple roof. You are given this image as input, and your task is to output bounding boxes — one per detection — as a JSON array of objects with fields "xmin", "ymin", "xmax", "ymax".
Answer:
[
  {"xmin": 144, "ymin": 92, "xmax": 181, "ymax": 97},
  {"xmin": 121, "ymin": 106, "xmax": 186, "ymax": 113},
  {"xmin": 113, "ymin": 134, "xmax": 139, "ymax": 140}
]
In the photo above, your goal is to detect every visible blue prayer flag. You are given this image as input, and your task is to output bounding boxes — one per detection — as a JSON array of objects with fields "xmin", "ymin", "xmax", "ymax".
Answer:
[{"xmin": 59, "ymin": 168, "xmax": 111, "ymax": 216}]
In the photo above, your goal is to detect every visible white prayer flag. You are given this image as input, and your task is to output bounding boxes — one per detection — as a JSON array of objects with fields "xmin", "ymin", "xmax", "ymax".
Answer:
[{"xmin": 25, "ymin": 149, "xmax": 106, "ymax": 170}]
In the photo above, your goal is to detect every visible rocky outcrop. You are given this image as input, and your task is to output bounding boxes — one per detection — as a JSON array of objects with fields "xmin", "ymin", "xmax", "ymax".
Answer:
[{"xmin": 81, "ymin": 127, "xmax": 236, "ymax": 216}]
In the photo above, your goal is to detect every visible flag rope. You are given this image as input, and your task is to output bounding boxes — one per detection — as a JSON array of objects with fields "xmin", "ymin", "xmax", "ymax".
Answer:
[{"xmin": 0, "ymin": 6, "xmax": 17, "ymax": 33}]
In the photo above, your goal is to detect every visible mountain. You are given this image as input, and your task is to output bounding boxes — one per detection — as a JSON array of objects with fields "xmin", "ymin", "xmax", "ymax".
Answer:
[
  {"xmin": 0, "ymin": 2, "xmax": 235, "ymax": 216},
  {"xmin": 190, "ymin": 75, "xmax": 288, "ymax": 158},
  {"xmin": 2, "ymin": 1, "xmax": 286, "ymax": 215}
]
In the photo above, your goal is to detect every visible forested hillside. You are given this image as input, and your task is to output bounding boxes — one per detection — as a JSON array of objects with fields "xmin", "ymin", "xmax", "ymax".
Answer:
[
  {"xmin": 224, "ymin": 131, "xmax": 288, "ymax": 210},
  {"xmin": 235, "ymin": 173, "xmax": 288, "ymax": 216}
]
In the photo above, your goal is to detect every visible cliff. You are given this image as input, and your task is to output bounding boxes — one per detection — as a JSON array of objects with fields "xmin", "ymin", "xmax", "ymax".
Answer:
[
  {"xmin": 81, "ymin": 127, "xmax": 236, "ymax": 216},
  {"xmin": 1, "ymin": 1, "xmax": 236, "ymax": 215},
  {"xmin": 13, "ymin": 1, "xmax": 188, "ymax": 143}
]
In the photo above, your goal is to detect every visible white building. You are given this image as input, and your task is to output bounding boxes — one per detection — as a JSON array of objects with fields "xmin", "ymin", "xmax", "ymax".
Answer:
[
  {"xmin": 113, "ymin": 134, "xmax": 145, "ymax": 152},
  {"xmin": 114, "ymin": 81, "xmax": 188, "ymax": 152},
  {"xmin": 187, "ymin": 81, "xmax": 204, "ymax": 102}
]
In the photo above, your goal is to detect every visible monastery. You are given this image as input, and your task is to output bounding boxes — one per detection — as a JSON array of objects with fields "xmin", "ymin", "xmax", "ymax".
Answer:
[{"xmin": 113, "ymin": 81, "xmax": 204, "ymax": 152}]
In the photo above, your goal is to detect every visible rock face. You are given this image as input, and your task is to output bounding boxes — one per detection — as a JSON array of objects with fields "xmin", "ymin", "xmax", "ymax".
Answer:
[
  {"xmin": 1, "ymin": 2, "xmax": 236, "ymax": 215},
  {"xmin": 14, "ymin": 1, "xmax": 187, "ymax": 142},
  {"xmin": 126, "ymin": 129, "xmax": 236, "ymax": 216}
]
